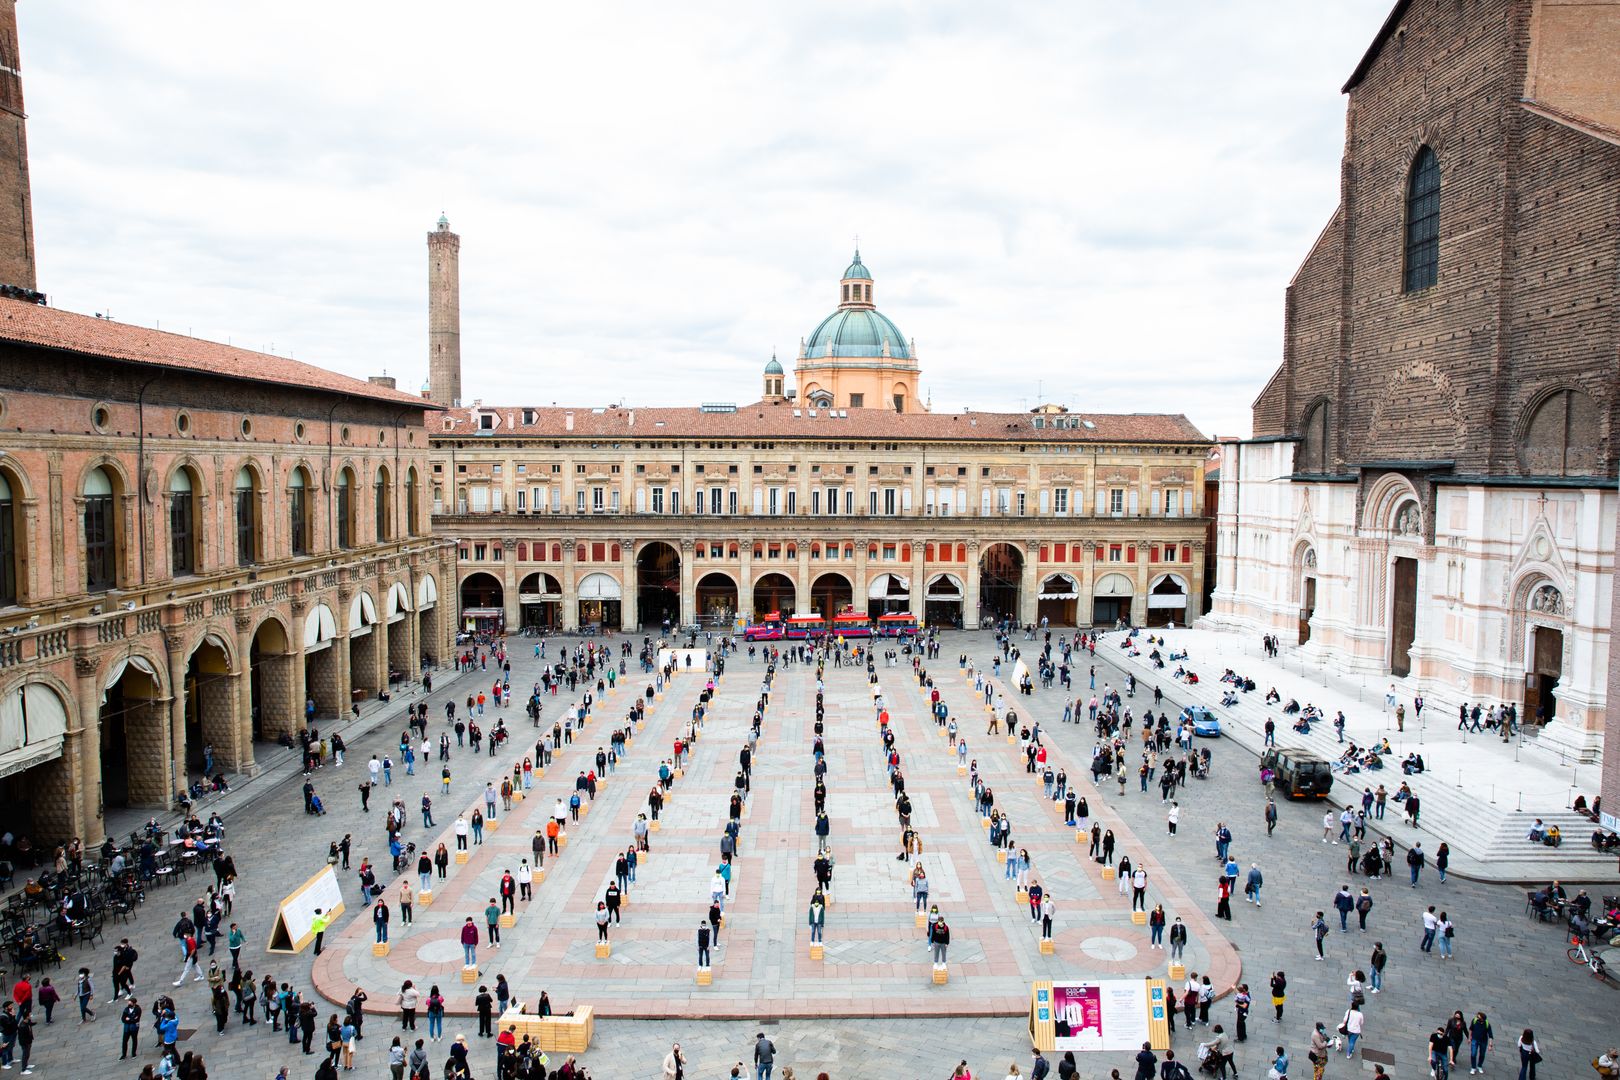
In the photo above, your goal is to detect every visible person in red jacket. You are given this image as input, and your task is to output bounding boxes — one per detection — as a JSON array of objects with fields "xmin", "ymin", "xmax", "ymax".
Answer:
[{"xmin": 460, "ymin": 918, "xmax": 479, "ymax": 968}]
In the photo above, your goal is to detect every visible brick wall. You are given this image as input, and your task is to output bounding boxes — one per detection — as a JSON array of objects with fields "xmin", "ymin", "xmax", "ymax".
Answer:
[{"xmin": 1253, "ymin": 0, "xmax": 1619, "ymax": 479}]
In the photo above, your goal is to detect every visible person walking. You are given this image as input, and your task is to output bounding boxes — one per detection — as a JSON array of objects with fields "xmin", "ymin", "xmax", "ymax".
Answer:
[
  {"xmin": 1516, "ymin": 1029, "xmax": 1541, "ymax": 1080},
  {"xmin": 1467, "ymin": 1011, "xmax": 1494, "ymax": 1074},
  {"xmin": 1343, "ymin": 1004, "xmax": 1364, "ymax": 1057},
  {"xmin": 1421, "ymin": 906, "xmax": 1438, "ymax": 953},
  {"xmin": 1246, "ymin": 864, "xmax": 1264, "ymax": 906},
  {"xmin": 1310, "ymin": 912, "xmax": 1328, "ymax": 960},
  {"xmin": 74, "ymin": 967, "xmax": 95, "ymax": 1023}
]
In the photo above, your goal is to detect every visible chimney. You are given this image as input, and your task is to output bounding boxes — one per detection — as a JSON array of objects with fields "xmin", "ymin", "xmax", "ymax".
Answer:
[{"xmin": 368, "ymin": 375, "xmax": 397, "ymax": 389}]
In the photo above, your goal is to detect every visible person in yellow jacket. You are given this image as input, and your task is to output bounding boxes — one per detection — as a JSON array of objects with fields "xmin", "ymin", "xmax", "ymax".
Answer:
[{"xmin": 311, "ymin": 909, "xmax": 331, "ymax": 955}]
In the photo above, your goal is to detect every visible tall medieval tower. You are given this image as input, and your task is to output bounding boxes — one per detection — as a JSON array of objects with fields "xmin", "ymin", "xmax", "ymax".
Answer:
[
  {"xmin": 427, "ymin": 213, "xmax": 461, "ymax": 406},
  {"xmin": 0, "ymin": 0, "xmax": 36, "ymax": 291}
]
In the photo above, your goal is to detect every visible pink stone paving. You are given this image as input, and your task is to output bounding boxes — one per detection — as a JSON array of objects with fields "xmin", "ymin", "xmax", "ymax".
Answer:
[{"xmin": 312, "ymin": 653, "xmax": 1240, "ymax": 1019}]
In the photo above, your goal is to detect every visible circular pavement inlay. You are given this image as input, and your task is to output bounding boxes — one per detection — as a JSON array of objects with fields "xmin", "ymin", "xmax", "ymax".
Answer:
[
  {"xmin": 1080, "ymin": 936, "xmax": 1137, "ymax": 962},
  {"xmin": 418, "ymin": 939, "xmax": 465, "ymax": 964}
]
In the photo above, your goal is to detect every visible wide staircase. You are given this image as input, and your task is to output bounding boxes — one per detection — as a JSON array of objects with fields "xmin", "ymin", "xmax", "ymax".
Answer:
[{"xmin": 1097, "ymin": 633, "xmax": 1610, "ymax": 873}]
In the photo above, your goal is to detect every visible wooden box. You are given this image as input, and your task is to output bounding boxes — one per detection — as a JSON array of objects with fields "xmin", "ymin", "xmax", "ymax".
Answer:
[
  {"xmin": 809, "ymin": 943, "xmax": 824, "ymax": 960},
  {"xmin": 932, "ymin": 967, "xmax": 949, "ymax": 984},
  {"xmin": 499, "ymin": 913, "xmax": 515, "ymax": 928},
  {"xmin": 1039, "ymin": 938, "xmax": 1055, "ymax": 955},
  {"xmin": 461, "ymin": 966, "xmax": 478, "ymax": 983},
  {"xmin": 455, "ymin": 851, "xmax": 469, "ymax": 864},
  {"xmin": 372, "ymin": 942, "xmax": 390, "ymax": 956},
  {"xmin": 595, "ymin": 941, "xmax": 610, "ymax": 959},
  {"xmin": 695, "ymin": 968, "xmax": 712, "ymax": 985},
  {"xmin": 418, "ymin": 891, "xmax": 433, "ymax": 907}
]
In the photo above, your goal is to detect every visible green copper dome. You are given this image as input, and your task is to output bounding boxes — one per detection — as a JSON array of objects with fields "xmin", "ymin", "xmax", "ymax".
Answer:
[
  {"xmin": 804, "ymin": 308, "xmax": 911, "ymax": 359},
  {"xmin": 842, "ymin": 249, "xmax": 872, "ymax": 280},
  {"xmin": 764, "ymin": 355, "xmax": 784, "ymax": 375}
]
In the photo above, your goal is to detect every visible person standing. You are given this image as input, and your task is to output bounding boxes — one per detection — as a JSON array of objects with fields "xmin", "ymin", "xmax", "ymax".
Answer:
[
  {"xmin": 1343, "ymin": 1004, "xmax": 1364, "ymax": 1057},
  {"xmin": 697, "ymin": 922, "xmax": 712, "ymax": 967},
  {"xmin": 1436, "ymin": 911, "xmax": 1455, "ymax": 959},
  {"xmin": 1130, "ymin": 868, "xmax": 1148, "ymax": 911},
  {"xmin": 808, "ymin": 892, "xmax": 825, "ymax": 944},
  {"xmin": 1269, "ymin": 971, "xmax": 1286, "ymax": 1023},
  {"xmin": 118, "ymin": 995, "xmax": 141, "ymax": 1059},
  {"xmin": 1407, "ymin": 843, "xmax": 1426, "ymax": 887},
  {"xmin": 1368, "ymin": 941, "xmax": 1386, "ymax": 993},
  {"xmin": 1310, "ymin": 912, "xmax": 1328, "ymax": 959},
  {"xmin": 1421, "ymin": 906, "xmax": 1438, "ymax": 953},
  {"xmin": 1168, "ymin": 918, "xmax": 1187, "ymax": 962},
  {"xmin": 460, "ymin": 917, "xmax": 479, "ymax": 968}
]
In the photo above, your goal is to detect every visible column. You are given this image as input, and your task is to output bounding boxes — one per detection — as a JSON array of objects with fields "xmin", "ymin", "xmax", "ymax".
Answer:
[
  {"xmin": 853, "ymin": 541, "xmax": 869, "ymax": 615},
  {"xmin": 1132, "ymin": 544, "xmax": 1151, "ymax": 626},
  {"xmin": 679, "ymin": 538, "xmax": 696, "ymax": 628},
  {"xmin": 910, "ymin": 543, "xmax": 926, "ymax": 619},
  {"xmin": 232, "ymin": 609, "xmax": 258, "ymax": 774},
  {"xmin": 561, "ymin": 540, "xmax": 579, "ymax": 632},
  {"xmin": 621, "ymin": 539, "xmax": 639, "ymax": 632},
  {"xmin": 964, "ymin": 540, "xmax": 981, "ymax": 629},
  {"xmin": 291, "ymin": 599, "xmax": 309, "ymax": 732},
  {"xmin": 795, "ymin": 539, "xmax": 812, "ymax": 617},
  {"xmin": 335, "ymin": 587, "xmax": 354, "ymax": 716},
  {"xmin": 737, "ymin": 537, "xmax": 754, "ymax": 622},
  {"xmin": 165, "ymin": 631, "xmax": 188, "ymax": 791},
  {"xmin": 1079, "ymin": 541, "xmax": 1097, "ymax": 627},
  {"xmin": 72, "ymin": 654, "xmax": 104, "ymax": 843},
  {"xmin": 1185, "ymin": 541, "xmax": 1205, "ymax": 622},
  {"xmin": 502, "ymin": 542, "xmax": 521, "ymax": 630},
  {"xmin": 1019, "ymin": 539, "xmax": 1040, "ymax": 626}
]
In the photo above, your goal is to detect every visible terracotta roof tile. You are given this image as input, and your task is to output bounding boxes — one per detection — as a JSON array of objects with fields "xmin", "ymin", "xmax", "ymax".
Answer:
[
  {"xmin": 0, "ymin": 297, "xmax": 436, "ymax": 409},
  {"xmin": 434, "ymin": 404, "xmax": 1209, "ymax": 445}
]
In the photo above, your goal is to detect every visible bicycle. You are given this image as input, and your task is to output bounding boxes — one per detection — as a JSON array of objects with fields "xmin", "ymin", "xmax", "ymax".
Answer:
[{"xmin": 1568, "ymin": 936, "xmax": 1613, "ymax": 982}]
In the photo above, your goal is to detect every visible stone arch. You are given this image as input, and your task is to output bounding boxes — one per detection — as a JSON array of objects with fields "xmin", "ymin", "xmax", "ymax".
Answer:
[
  {"xmin": 77, "ymin": 453, "xmax": 134, "ymax": 499},
  {"xmin": 1361, "ymin": 473, "xmax": 1423, "ymax": 537},
  {"xmin": 1363, "ymin": 360, "xmax": 1462, "ymax": 461},
  {"xmin": 1515, "ymin": 385, "xmax": 1604, "ymax": 477},
  {"xmin": 1289, "ymin": 536, "xmax": 1318, "ymax": 605},
  {"xmin": 1506, "ymin": 570, "xmax": 1565, "ymax": 665},
  {"xmin": 1296, "ymin": 396, "xmax": 1332, "ymax": 473}
]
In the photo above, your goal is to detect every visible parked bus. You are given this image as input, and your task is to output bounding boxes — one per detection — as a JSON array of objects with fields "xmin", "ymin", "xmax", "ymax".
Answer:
[
  {"xmin": 785, "ymin": 614, "xmax": 827, "ymax": 639},
  {"xmin": 877, "ymin": 612, "xmax": 920, "ymax": 637},
  {"xmin": 744, "ymin": 612, "xmax": 785, "ymax": 641}
]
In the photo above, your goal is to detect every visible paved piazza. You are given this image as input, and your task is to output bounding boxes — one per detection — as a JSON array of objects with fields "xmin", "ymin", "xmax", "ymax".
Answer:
[
  {"xmin": 312, "ymin": 643, "xmax": 1235, "ymax": 1019},
  {"xmin": 29, "ymin": 631, "xmax": 1616, "ymax": 1079}
]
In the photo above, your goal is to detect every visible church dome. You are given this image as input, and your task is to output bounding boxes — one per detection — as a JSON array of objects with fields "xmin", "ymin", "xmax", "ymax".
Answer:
[
  {"xmin": 763, "ymin": 355, "xmax": 784, "ymax": 375},
  {"xmin": 803, "ymin": 308, "xmax": 911, "ymax": 359},
  {"xmin": 842, "ymin": 251, "xmax": 872, "ymax": 280}
]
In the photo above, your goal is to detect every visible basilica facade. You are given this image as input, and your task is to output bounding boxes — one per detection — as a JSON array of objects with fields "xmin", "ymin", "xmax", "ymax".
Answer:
[{"xmin": 1208, "ymin": 0, "xmax": 1620, "ymax": 766}]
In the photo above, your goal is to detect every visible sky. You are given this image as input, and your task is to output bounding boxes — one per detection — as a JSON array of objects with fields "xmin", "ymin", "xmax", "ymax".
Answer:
[{"xmin": 22, "ymin": 1, "xmax": 1392, "ymax": 440}]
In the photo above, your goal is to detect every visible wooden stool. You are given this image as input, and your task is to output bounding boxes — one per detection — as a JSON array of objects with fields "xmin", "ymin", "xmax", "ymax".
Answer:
[
  {"xmin": 915, "ymin": 912, "xmax": 925, "ymax": 928},
  {"xmin": 419, "ymin": 891, "xmax": 433, "ymax": 907},
  {"xmin": 1102, "ymin": 866, "xmax": 1116, "ymax": 880},
  {"xmin": 1131, "ymin": 910, "xmax": 1147, "ymax": 925},
  {"xmin": 809, "ymin": 943, "xmax": 824, "ymax": 960},
  {"xmin": 651, "ymin": 820, "xmax": 661, "ymax": 832},
  {"xmin": 982, "ymin": 817, "xmax": 991, "ymax": 830},
  {"xmin": 455, "ymin": 851, "xmax": 469, "ymax": 864},
  {"xmin": 1039, "ymin": 938, "xmax": 1055, "ymax": 955},
  {"xmin": 486, "ymin": 819, "xmax": 500, "ymax": 832},
  {"xmin": 558, "ymin": 835, "xmax": 569, "ymax": 850},
  {"xmin": 373, "ymin": 942, "xmax": 390, "ymax": 956},
  {"xmin": 500, "ymin": 913, "xmax": 515, "ymax": 928},
  {"xmin": 577, "ymin": 804, "xmax": 589, "ymax": 820},
  {"xmin": 957, "ymin": 764, "xmax": 967, "ymax": 775},
  {"xmin": 1016, "ymin": 890, "xmax": 1030, "ymax": 905},
  {"xmin": 1076, "ymin": 830, "xmax": 1087, "ymax": 844},
  {"xmin": 595, "ymin": 941, "xmax": 611, "ymax": 959},
  {"xmin": 932, "ymin": 966, "xmax": 949, "ymax": 984},
  {"xmin": 996, "ymin": 849, "xmax": 1006, "ymax": 863},
  {"xmin": 531, "ymin": 868, "xmax": 545, "ymax": 885},
  {"xmin": 461, "ymin": 966, "xmax": 478, "ymax": 983},
  {"xmin": 1007, "ymin": 733, "xmax": 1017, "ymax": 744},
  {"xmin": 694, "ymin": 968, "xmax": 712, "ymax": 985},
  {"xmin": 1169, "ymin": 963, "xmax": 1186, "ymax": 981}
]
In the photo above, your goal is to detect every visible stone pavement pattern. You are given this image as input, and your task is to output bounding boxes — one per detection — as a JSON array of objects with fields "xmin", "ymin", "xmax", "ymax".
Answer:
[{"xmin": 11, "ymin": 631, "xmax": 1616, "ymax": 1080}]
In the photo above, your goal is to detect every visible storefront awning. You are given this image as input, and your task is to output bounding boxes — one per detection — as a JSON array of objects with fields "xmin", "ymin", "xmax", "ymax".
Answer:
[{"xmin": 868, "ymin": 573, "xmax": 910, "ymax": 600}]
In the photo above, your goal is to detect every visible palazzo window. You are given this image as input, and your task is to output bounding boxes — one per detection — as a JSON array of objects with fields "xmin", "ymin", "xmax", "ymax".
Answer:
[{"xmin": 1404, "ymin": 146, "xmax": 1439, "ymax": 293}]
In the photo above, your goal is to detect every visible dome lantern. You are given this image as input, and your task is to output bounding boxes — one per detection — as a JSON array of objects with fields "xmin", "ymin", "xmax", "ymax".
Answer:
[{"xmin": 840, "ymin": 248, "xmax": 874, "ymax": 308}]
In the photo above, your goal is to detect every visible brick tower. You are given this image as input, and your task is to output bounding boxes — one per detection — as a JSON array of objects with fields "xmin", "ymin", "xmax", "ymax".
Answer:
[
  {"xmin": 0, "ymin": 0, "xmax": 36, "ymax": 291},
  {"xmin": 427, "ymin": 213, "xmax": 461, "ymax": 406}
]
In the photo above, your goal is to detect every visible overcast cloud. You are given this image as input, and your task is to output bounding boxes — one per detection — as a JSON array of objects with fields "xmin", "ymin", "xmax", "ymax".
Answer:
[{"xmin": 22, "ymin": 1, "xmax": 1391, "ymax": 439}]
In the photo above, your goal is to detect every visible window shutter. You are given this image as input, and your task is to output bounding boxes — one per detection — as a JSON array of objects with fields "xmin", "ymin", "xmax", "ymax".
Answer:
[
  {"xmin": 902, "ymin": 487, "xmax": 913, "ymax": 512},
  {"xmin": 1128, "ymin": 489, "xmax": 1140, "ymax": 516},
  {"xmin": 753, "ymin": 487, "xmax": 764, "ymax": 514},
  {"xmin": 1039, "ymin": 489, "xmax": 1050, "ymax": 513}
]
